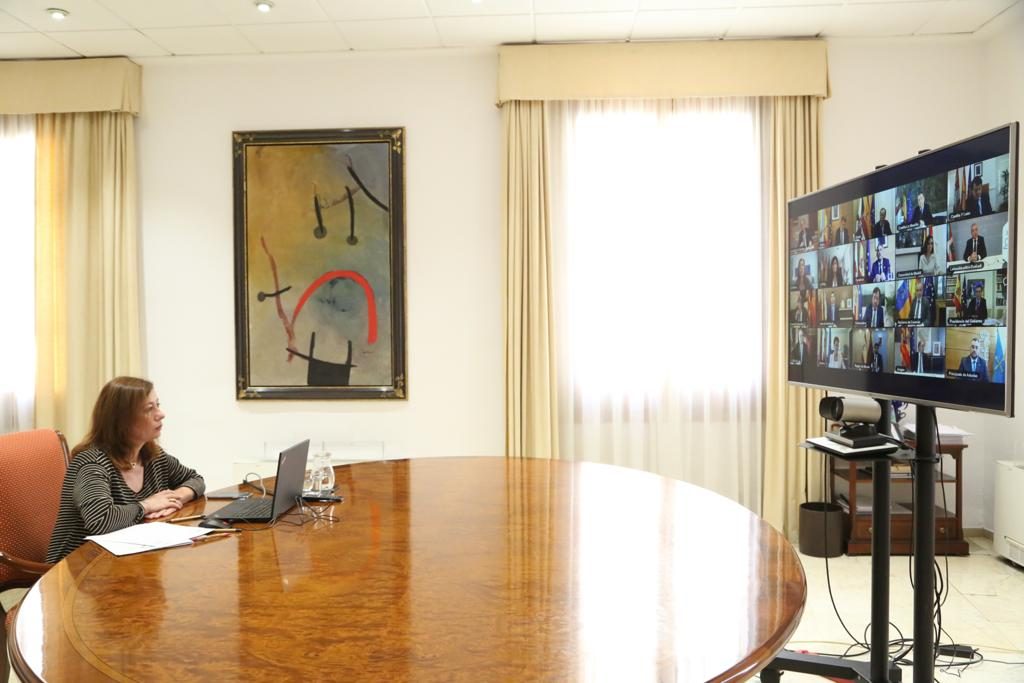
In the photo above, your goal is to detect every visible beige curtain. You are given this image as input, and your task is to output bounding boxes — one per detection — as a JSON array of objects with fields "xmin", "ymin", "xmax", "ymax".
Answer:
[
  {"xmin": 35, "ymin": 112, "xmax": 143, "ymax": 445},
  {"xmin": 502, "ymin": 101, "xmax": 560, "ymax": 459},
  {"xmin": 762, "ymin": 96, "xmax": 826, "ymax": 539}
]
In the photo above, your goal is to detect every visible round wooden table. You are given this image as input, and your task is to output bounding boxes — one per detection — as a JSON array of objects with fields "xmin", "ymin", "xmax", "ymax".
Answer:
[{"xmin": 10, "ymin": 457, "xmax": 805, "ymax": 682}]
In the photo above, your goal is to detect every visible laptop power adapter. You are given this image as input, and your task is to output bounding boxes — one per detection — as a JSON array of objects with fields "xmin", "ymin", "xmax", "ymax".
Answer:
[{"xmin": 936, "ymin": 644, "xmax": 976, "ymax": 659}]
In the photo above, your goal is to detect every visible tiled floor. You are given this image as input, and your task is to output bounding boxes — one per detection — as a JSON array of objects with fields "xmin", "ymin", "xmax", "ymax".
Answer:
[
  {"xmin": 770, "ymin": 537, "xmax": 1024, "ymax": 682},
  {"xmin": 4, "ymin": 539, "xmax": 1023, "ymax": 682}
]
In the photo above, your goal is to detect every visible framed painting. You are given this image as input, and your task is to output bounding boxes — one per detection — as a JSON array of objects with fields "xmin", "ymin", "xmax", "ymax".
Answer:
[{"xmin": 233, "ymin": 127, "xmax": 406, "ymax": 399}]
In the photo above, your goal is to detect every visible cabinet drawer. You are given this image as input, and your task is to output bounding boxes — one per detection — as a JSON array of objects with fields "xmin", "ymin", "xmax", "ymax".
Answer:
[{"xmin": 850, "ymin": 514, "xmax": 957, "ymax": 541}]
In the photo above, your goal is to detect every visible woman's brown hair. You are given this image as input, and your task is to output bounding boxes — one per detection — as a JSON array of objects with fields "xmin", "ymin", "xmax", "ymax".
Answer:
[{"xmin": 73, "ymin": 376, "xmax": 160, "ymax": 470}]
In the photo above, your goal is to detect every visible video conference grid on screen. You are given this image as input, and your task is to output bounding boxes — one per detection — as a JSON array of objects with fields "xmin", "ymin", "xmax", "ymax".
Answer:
[{"xmin": 787, "ymin": 125, "xmax": 1016, "ymax": 414}]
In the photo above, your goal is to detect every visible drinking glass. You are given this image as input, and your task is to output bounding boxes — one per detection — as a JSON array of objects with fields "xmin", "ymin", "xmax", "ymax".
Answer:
[
  {"xmin": 316, "ymin": 452, "xmax": 335, "ymax": 494},
  {"xmin": 303, "ymin": 455, "xmax": 320, "ymax": 494}
]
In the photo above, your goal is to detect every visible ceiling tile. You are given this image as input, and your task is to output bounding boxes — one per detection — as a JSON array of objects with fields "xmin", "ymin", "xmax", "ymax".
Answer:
[
  {"xmin": 425, "ymin": 0, "xmax": 532, "ymax": 17},
  {"xmin": 45, "ymin": 29, "xmax": 171, "ymax": 56},
  {"xmin": 435, "ymin": 14, "xmax": 533, "ymax": 46},
  {"xmin": 727, "ymin": 4, "xmax": 839, "ymax": 37},
  {"xmin": 824, "ymin": 1, "xmax": 940, "ymax": 37},
  {"xmin": 237, "ymin": 22, "xmax": 349, "ymax": 51},
  {"xmin": 638, "ymin": 0, "xmax": 738, "ymax": 8},
  {"xmin": 631, "ymin": 8, "xmax": 734, "ymax": 39},
  {"xmin": 317, "ymin": 0, "xmax": 429, "ymax": 20},
  {"xmin": 336, "ymin": 18, "xmax": 441, "ymax": 49},
  {"xmin": 0, "ymin": 32, "xmax": 79, "ymax": 57},
  {"xmin": 210, "ymin": 0, "xmax": 330, "ymax": 24},
  {"xmin": 736, "ymin": 0, "xmax": 841, "ymax": 6},
  {"xmin": 916, "ymin": 0, "xmax": 1017, "ymax": 34},
  {"xmin": 535, "ymin": 0, "xmax": 637, "ymax": 12},
  {"xmin": 96, "ymin": 0, "xmax": 230, "ymax": 28},
  {"xmin": 536, "ymin": 11, "xmax": 634, "ymax": 41},
  {"xmin": 0, "ymin": 9, "xmax": 32, "ymax": 31},
  {"xmin": 141, "ymin": 26, "xmax": 259, "ymax": 55},
  {"xmin": 1, "ymin": 0, "xmax": 128, "ymax": 32}
]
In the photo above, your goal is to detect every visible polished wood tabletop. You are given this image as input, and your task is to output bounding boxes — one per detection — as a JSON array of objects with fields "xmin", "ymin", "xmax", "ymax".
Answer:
[{"xmin": 10, "ymin": 457, "xmax": 805, "ymax": 682}]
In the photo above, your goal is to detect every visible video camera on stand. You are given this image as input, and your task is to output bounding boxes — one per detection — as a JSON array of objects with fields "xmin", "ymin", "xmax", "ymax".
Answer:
[{"xmin": 820, "ymin": 396, "xmax": 892, "ymax": 448}]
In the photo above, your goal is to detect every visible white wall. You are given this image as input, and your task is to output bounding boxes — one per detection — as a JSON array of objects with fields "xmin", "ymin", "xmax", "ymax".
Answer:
[
  {"xmin": 975, "ymin": 5, "xmax": 1024, "ymax": 528},
  {"xmin": 137, "ymin": 49, "xmax": 504, "ymax": 489},
  {"xmin": 823, "ymin": 18, "xmax": 1024, "ymax": 529}
]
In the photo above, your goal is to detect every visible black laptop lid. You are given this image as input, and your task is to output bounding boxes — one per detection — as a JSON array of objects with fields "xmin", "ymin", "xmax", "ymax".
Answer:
[{"xmin": 270, "ymin": 439, "xmax": 310, "ymax": 519}]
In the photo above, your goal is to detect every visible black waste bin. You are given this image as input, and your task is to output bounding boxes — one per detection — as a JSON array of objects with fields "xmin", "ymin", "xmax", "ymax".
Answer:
[{"xmin": 798, "ymin": 501, "xmax": 846, "ymax": 557}]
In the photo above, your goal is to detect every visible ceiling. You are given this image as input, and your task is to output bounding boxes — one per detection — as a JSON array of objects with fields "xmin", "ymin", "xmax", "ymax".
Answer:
[{"xmin": 0, "ymin": 0, "xmax": 1019, "ymax": 59}]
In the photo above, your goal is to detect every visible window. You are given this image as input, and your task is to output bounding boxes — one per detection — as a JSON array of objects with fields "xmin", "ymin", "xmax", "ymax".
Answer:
[
  {"xmin": 551, "ymin": 98, "xmax": 765, "ymax": 509},
  {"xmin": 0, "ymin": 116, "xmax": 36, "ymax": 432}
]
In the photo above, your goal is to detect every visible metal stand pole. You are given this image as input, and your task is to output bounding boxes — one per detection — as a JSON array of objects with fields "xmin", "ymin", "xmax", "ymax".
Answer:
[
  {"xmin": 913, "ymin": 405, "xmax": 937, "ymax": 683},
  {"xmin": 871, "ymin": 400, "xmax": 892, "ymax": 682}
]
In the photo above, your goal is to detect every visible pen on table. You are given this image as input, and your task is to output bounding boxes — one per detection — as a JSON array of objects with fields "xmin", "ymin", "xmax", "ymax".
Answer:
[
  {"xmin": 192, "ymin": 533, "xmax": 231, "ymax": 545},
  {"xmin": 204, "ymin": 527, "xmax": 242, "ymax": 534},
  {"xmin": 168, "ymin": 514, "xmax": 205, "ymax": 523}
]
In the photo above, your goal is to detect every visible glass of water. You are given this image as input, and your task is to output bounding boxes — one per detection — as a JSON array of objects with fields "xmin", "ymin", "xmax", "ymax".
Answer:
[
  {"xmin": 303, "ymin": 455, "xmax": 320, "ymax": 494},
  {"xmin": 316, "ymin": 452, "xmax": 335, "ymax": 494}
]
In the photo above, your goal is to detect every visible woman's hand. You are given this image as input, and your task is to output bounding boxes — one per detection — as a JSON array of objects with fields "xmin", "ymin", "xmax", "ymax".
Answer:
[
  {"xmin": 140, "ymin": 490, "xmax": 184, "ymax": 518},
  {"xmin": 171, "ymin": 486, "xmax": 196, "ymax": 505}
]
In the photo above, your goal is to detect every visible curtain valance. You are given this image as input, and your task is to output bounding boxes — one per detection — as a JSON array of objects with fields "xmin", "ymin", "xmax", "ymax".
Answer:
[
  {"xmin": 498, "ymin": 40, "xmax": 828, "ymax": 104},
  {"xmin": 0, "ymin": 57, "xmax": 141, "ymax": 114}
]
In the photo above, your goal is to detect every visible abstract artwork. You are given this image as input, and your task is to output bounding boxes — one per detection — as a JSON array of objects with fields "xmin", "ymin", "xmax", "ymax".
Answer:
[{"xmin": 233, "ymin": 128, "xmax": 406, "ymax": 399}]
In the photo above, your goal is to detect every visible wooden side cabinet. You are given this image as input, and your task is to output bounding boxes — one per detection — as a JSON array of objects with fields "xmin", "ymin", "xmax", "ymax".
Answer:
[{"xmin": 830, "ymin": 441, "xmax": 969, "ymax": 556}]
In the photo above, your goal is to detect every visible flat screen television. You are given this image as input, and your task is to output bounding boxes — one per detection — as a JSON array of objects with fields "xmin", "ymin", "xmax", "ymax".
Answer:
[{"xmin": 787, "ymin": 123, "xmax": 1018, "ymax": 416}]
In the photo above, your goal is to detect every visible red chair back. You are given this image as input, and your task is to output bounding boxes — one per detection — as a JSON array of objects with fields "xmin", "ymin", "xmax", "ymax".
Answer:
[{"xmin": 0, "ymin": 429, "xmax": 70, "ymax": 588}]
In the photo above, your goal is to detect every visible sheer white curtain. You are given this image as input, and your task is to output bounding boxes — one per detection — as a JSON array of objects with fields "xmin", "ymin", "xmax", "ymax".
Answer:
[
  {"xmin": 549, "ymin": 98, "xmax": 766, "ymax": 511},
  {"xmin": 0, "ymin": 115, "xmax": 36, "ymax": 433}
]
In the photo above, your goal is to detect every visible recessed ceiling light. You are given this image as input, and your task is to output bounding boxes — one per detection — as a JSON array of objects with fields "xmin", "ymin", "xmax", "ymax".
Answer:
[
  {"xmin": 47, "ymin": 7, "xmax": 69, "ymax": 21},
  {"xmin": 255, "ymin": 0, "xmax": 273, "ymax": 12}
]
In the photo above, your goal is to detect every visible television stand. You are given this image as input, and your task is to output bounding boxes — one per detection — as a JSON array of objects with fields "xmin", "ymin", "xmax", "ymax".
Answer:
[{"xmin": 762, "ymin": 402, "xmax": 939, "ymax": 683}]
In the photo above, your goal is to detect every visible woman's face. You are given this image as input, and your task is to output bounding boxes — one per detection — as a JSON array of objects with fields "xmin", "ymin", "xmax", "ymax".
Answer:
[
  {"xmin": 925, "ymin": 237, "xmax": 934, "ymax": 254},
  {"xmin": 131, "ymin": 389, "xmax": 164, "ymax": 446},
  {"xmin": 832, "ymin": 257, "xmax": 840, "ymax": 274}
]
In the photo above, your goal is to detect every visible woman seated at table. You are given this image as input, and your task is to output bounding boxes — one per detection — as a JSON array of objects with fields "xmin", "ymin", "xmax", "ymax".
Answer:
[{"xmin": 46, "ymin": 376, "xmax": 205, "ymax": 563}]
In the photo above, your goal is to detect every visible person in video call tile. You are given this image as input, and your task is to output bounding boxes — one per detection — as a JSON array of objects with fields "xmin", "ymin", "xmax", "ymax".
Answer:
[
  {"xmin": 854, "ymin": 218, "xmax": 866, "ymax": 241},
  {"xmin": 912, "ymin": 339, "xmax": 928, "ymax": 374},
  {"xmin": 963, "ymin": 223, "xmax": 987, "ymax": 262},
  {"xmin": 958, "ymin": 338, "xmax": 989, "ymax": 381},
  {"xmin": 912, "ymin": 288, "xmax": 934, "ymax": 323},
  {"xmin": 910, "ymin": 192, "xmax": 933, "ymax": 226},
  {"xmin": 793, "ymin": 293, "xmax": 809, "ymax": 323},
  {"xmin": 795, "ymin": 258, "xmax": 807, "ymax": 288},
  {"xmin": 828, "ymin": 337, "xmax": 846, "ymax": 369},
  {"xmin": 827, "ymin": 255, "xmax": 844, "ymax": 287},
  {"xmin": 964, "ymin": 283, "xmax": 988, "ymax": 320},
  {"xmin": 863, "ymin": 287, "xmax": 885, "ymax": 327},
  {"xmin": 869, "ymin": 244, "xmax": 893, "ymax": 282},
  {"xmin": 873, "ymin": 208, "xmax": 893, "ymax": 236},
  {"xmin": 968, "ymin": 176, "xmax": 993, "ymax": 217},
  {"xmin": 825, "ymin": 291, "xmax": 840, "ymax": 323},
  {"xmin": 918, "ymin": 235, "xmax": 940, "ymax": 275},
  {"xmin": 870, "ymin": 338, "xmax": 883, "ymax": 373},
  {"xmin": 790, "ymin": 328, "xmax": 810, "ymax": 365},
  {"xmin": 834, "ymin": 216, "xmax": 851, "ymax": 245},
  {"xmin": 796, "ymin": 224, "xmax": 813, "ymax": 249}
]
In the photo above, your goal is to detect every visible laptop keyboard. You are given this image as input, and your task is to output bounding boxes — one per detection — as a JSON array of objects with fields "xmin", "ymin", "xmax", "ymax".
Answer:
[{"xmin": 215, "ymin": 496, "xmax": 273, "ymax": 520}]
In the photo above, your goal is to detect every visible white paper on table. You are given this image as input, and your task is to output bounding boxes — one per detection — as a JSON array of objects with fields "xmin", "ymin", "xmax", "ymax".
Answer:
[
  {"xmin": 86, "ymin": 521, "xmax": 216, "ymax": 557},
  {"xmin": 902, "ymin": 423, "xmax": 972, "ymax": 440}
]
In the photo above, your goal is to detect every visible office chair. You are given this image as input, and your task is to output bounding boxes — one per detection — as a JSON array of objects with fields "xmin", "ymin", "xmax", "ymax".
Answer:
[{"xmin": 0, "ymin": 429, "xmax": 70, "ymax": 681}]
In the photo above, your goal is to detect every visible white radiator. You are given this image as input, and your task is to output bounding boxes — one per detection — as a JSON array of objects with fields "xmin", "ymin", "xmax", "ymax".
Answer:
[{"xmin": 994, "ymin": 460, "xmax": 1024, "ymax": 568}]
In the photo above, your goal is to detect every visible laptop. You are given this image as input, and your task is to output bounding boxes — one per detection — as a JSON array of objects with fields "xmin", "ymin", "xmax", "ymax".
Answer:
[{"xmin": 209, "ymin": 439, "xmax": 310, "ymax": 522}]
